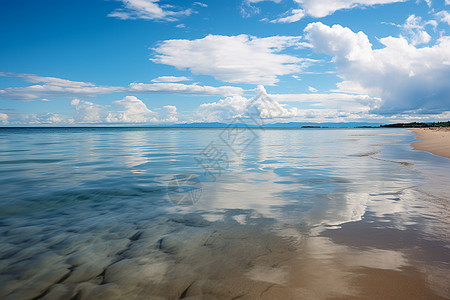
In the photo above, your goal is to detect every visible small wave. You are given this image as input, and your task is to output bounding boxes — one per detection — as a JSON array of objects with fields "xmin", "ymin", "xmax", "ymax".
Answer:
[
  {"xmin": 350, "ymin": 150, "xmax": 381, "ymax": 157},
  {"xmin": 0, "ymin": 159, "xmax": 65, "ymax": 165},
  {"xmin": 371, "ymin": 157, "xmax": 413, "ymax": 167}
]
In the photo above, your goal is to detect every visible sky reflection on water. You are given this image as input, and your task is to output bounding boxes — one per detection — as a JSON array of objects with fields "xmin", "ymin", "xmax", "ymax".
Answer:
[{"xmin": 0, "ymin": 128, "xmax": 449, "ymax": 299}]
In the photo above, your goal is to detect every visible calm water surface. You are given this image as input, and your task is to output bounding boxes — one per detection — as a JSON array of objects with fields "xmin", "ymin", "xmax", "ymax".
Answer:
[{"xmin": 0, "ymin": 128, "xmax": 449, "ymax": 299}]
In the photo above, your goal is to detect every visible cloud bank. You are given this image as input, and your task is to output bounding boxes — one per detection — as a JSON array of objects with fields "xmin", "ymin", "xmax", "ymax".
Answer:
[
  {"xmin": 304, "ymin": 22, "xmax": 450, "ymax": 114},
  {"xmin": 0, "ymin": 73, "xmax": 243, "ymax": 101},
  {"xmin": 195, "ymin": 85, "xmax": 382, "ymax": 123},
  {"xmin": 0, "ymin": 73, "xmax": 123, "ymax": 101},
  {"xmin": 129, "ymin": 82, "xmax": 243, "ymax": 96},
  {"xmin": 71, "ymin": 96, "xmax": 177, "ymax": 124}
]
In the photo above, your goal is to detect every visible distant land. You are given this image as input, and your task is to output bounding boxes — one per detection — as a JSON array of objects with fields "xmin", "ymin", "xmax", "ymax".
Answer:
[{"xmin": 380, "ymin": 121, "xmax": 450, "ymax": 128}]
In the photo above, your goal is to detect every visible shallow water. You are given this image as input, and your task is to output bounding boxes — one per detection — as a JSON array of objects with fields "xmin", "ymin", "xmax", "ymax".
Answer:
[{"xmin": 0, "ymin": 127, "xmax": 449, "ymax": 299}]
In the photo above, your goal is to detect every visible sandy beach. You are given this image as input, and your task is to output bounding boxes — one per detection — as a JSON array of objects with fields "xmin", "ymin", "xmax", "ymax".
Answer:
[{"xmin": 410, "ymin": 128, "xmax": 450, "ymax": 159}]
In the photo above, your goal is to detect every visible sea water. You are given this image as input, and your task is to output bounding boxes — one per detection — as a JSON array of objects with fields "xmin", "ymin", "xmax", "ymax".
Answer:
[{"xmin": 0, "ymin": 127, "xmax": 449, "ymax": 299}]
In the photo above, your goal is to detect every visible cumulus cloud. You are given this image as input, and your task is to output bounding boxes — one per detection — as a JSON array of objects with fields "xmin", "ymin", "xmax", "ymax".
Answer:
[
  {"xmin": 197, "ymin": 85, "xmax": 290, "ymax": 122},
  {"xmin": 305, "ymin": 22, "xmax": 450, "ymax": 114},
  {"xmin": 197, "ymin": 95, "xmax": 250, "ymax": 122},
  {"xmin": 71, "ymin": 99, "xmax": 109, "ymax": 123},
  {"xmin": 129, "ymin": 82, "xmax": 243, "ymax": 96},
  {"xmin": 108, "ymin": 0, "xmax": 192, "ymax": 21},
  {"xmin": 195, "ymin": 85, "xmax": 381, "ymax": 123},
  {"xmin": 160, "ymin": 105, "xmax": 178, "ymax": 122},
  {"xmin": 152, "ymin": 34, "xmax": 303, "ymax": 85},
  {"xmin": 71, "ymin": 96, "xmax": 177, "ymax": 124},
  {"xmin": 106, "ymin": 96, "xmax": 158, "ymax": 123}
]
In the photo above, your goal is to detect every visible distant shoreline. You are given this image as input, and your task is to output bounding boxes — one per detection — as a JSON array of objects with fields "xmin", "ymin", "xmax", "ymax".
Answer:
[
  {"xmin": 1, "ymin": 121, "xmax": 449, "ymax": 129},
  {"xmin": 410, "ymin": 128, "xmax": 450, "ymax": 159}
]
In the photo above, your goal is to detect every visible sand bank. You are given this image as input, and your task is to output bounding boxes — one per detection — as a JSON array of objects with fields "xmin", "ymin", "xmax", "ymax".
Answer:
[{"xmin": 410, "ymin": 128, "xmax": 450, "ymax": 159}]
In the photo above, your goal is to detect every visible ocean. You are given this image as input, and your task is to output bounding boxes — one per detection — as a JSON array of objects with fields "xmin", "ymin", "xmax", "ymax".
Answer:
[{"xmin": 0, "ymin": 127, "xmax": 449, "ymax": 299}]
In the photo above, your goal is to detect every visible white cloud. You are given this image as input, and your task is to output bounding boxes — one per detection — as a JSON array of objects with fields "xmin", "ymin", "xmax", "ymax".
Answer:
[
  {"xmin": 305, "ymin": 22, "xmax": 450, "ymax": 114},
  {"xmin": 195, "ymin": 85, "xmax": 381, "ymax": 123},
  {"xmin": 161, "ymin": 105, "xmax": 178, "ymax": 122},
  {"xmin": 0, "ymin": 73, "xmax": 123, "ymax": 101},
  {"xmin": 334, "ymin": 81, "xmax": 373, "ymax": 95},
  {"xmin": 0, "ymin": 73, "xmax": 244, "ymax": 100},
  {"xmin": 163, "ymin": 105, "xmax": 177, "ymax": 114},
  {"xmin": 71, "ymin": 96, "xmax": 177, "ymax": 124},
  {"xmin": 129, "ymin": 82, "xmax": 243, "ymax": 96},
  {"xmin": 197, "ymin": 95, "xmax": 250, "ymax": 122},
  {"xmin": 271, "ymin": 92, "xmax": 381, "ymax": 112},
  {"xmin": 11, "ymin": 113, "xmax": 75, "ymax": 125},
  {"xmin": 0, "ymin": 113, "xmax": 8, "ymax": 125},
  {"xmin": 446, "ymin": 0, "xmax": 450, "ymax": 5},
  {"xmin": 271, "ymin": 9, "xmax": 305, "ymax": 23},
  {"xmin": 247, "ymin": 0, "xmax": 282, "ymax": 2},
  {"xmin": 108, "ymin": 0, "xmax": 192, "ymax": 21},
  {"xmin": 241, "ymin": 0, "xmax": 282, "ymax": 17},
  {"xmin": 436, "ymin": 10, "xmax": 450, "ymax": 25},
  {"xmin": 106, "ymin": 96, "xmax": 158, "ymax": 123},
  {"xmin": 196, "ymin": 85, "xmax": 288, "ymax": 122},
  {"xmin": 251, "ymin": 0, "xmax": 407, "ymax": 20},
  {"xmin": 152, "ymin": 34, "xmax": 303, "ymax": 85},
  {"xmin": 151, "ymin": 76, "xmax": 191, "ymax": 82},
  {"xmin": 193, "ymin": 2, "xmax": 208, "ymax": 7},
  {"xmin": 308, "ymin": 86, "xmax": 318, "ymax": 92},
  {"xmin": 1, "ymin": 73, "xmax": 96, "ymax": 87},
  {"xmin": 295, "ymin": 0, "xmax": 407, "ymax": 18},
  {"xmin": 401, "ymin": 15, "xmax": 432, "ymax": 45},
  {"xmin": 71, "ymin": 99, "xmax": 108, "ymax": 123}
]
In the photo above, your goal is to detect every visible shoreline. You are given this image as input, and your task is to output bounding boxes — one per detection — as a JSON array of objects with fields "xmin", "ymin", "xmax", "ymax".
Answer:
[{"xmin": 409, "ymin": 128, "xmax": 450, "ymax": 159}]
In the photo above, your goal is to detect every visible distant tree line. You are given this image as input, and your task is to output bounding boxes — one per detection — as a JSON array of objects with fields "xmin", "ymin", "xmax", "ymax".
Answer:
[{"xmin": 381, "ymin": 121, "xmax": 450, "ymax": 128}]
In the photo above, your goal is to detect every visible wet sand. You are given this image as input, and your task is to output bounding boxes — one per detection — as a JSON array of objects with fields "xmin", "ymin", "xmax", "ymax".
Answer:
[
  {"xmin": 410, "ymin": 128, "xmax": 450, "ymax": 159},
  {"xmin": 2, "ymin": 212, "xmax": 448, "ymax": 300}
]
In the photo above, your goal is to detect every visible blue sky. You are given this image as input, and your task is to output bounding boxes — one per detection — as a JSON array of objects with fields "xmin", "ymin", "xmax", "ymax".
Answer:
[{"xmin": 0, "ymin": 0, "xmax": 449, "ymax": 125}]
